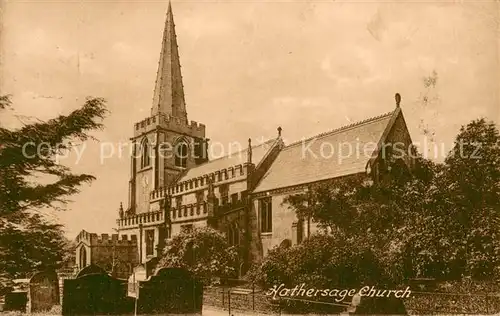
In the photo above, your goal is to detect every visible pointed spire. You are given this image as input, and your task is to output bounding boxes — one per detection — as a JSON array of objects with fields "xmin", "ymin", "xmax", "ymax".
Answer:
[{"xmin": 151, "ymin": 1, "xmax": 187, "ymax": 120}]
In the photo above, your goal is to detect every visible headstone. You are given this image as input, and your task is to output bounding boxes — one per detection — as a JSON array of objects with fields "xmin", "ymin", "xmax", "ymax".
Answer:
[
  {"xmin": 127, "ymin": 265, "xmax": 147, "ymax": 298},
  {"xmin": 4, "ymin": 291, "xmax": 28, "ymax": 312},
  {"xmin": 136, "ymin": 267, "xmax": 203, "ymax": 314},
  {"xmin": 62, "ymin": 271, "xmax": 134, "ymax": 315},
  {"xmin": 28, "ymin": 270, "xmax": 60, "ymax": 313},
  {"xmin": 76, "ymin": 264, "xmax": 107, "ymax": 278}
]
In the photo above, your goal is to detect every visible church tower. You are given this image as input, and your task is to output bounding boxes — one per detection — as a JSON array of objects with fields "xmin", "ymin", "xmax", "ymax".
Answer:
[{"xmin": 127, "ymin": 2, "xmax": 208, "ymax": 216}]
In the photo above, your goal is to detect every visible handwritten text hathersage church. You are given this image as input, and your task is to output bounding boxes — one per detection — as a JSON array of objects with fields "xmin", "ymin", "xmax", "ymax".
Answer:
[{"xmin": 266, "ymin": 284, "xmax": 412, "ymax": 302}]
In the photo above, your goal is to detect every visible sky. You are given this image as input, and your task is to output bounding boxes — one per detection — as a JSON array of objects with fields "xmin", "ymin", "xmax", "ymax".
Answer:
[{"xmin": 1, "ymin": 0, "xmax": 499, "ymax": 238}]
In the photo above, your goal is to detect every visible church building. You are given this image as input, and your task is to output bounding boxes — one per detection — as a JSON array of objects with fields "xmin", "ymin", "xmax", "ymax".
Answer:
[{"xmin": 75, "ymin": 2, "xmax": 414, "ymax": 278}]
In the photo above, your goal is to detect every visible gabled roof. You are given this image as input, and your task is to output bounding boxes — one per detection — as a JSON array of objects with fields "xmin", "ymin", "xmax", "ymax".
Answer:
[
  {"xmin": 253, "ymin": 108, "xmax": 402, "ymax": 193},
  {"xmin": 177, "ymin": 138, "xmax": 278, "ymax": 182}
]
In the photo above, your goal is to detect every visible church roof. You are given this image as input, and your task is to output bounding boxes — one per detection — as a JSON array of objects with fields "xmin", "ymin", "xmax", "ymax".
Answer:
[
  {"xmin": 253, "ymin": 108, "xmax": 401, "ymax": 193},
  {"xmin": 177, "ymin": 138, "xmax": 278, "ymax": 182},
  {"xmin": 151, "ymin": 2, "xmax": 187, "ymax": 120}
]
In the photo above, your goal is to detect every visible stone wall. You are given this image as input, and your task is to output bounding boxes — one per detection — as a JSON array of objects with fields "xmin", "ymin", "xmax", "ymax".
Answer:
[{"xmin": 75, "ymin": 232, "xmax": 139, "ymax": 279}]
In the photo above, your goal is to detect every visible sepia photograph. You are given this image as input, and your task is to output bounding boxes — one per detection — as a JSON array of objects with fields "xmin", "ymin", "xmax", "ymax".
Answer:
[{"xmin": 0, "ymin": 0, "xmax": 499, "ymax": 314}]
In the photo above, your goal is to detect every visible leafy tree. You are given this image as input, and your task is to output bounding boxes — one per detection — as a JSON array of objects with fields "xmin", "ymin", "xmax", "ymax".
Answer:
[
  {"xmin": 0, "ymin": 95, "xmax": 107, "ymax": 280},
  {"xmin": 442, "ymin": 119, "xmax": 500, "ymax": 279},
  {"xmin": 280, "ymin": 118, "xmax": 500, "ymax": 283},
  {"xmin": 61, "ymin": 239, "xmax": 77, "ymax": 270},
  {"xmin": 398, "ymin": 119, "xmax": 500, "ymax": 281},
  {"xmin": 0, "ymin": 215, "xmax": 67, "ymax": 276},
  {"xmin": 0, "ymin": 96, "xmax": 107, "ymax": 220},
  {"xmin": 156, "ymin": 226, "xmax": 238, "ymax": 282}
]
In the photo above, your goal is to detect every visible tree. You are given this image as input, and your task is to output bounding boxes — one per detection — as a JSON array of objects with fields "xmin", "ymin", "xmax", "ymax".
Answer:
[
  {"xmin": 156, "ymin": 227, "xmax": 238, "ymax": 282},
  {"xmin": 441, "ymin": 119, "xmax": 500, "ymax": 279},
  {"xmin": 0, "ymin": 95, "xmax": 107, "ymax": 279},
  {"xmin": 281, "ymin": 118, "xmax": 500, "ymax": 283}
]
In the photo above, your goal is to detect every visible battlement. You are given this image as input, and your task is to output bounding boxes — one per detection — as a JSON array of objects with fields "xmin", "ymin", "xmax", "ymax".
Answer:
[
  {"xmin": 75, "ymin": 230, "xmax": 137, "ymax": 246},
  {"xmin": 133, "ymin": 113, "xmax": 205, "ymax": 138},
  {"xmin": 117, "ymin": 210, "xmax": 165, "ymax": 229},
  {"xmin": 150, "ymin": 162, "xmax": 253, "ymax": 201}
]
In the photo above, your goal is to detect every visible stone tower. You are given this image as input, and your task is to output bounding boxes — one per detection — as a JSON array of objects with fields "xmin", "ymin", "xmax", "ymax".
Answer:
[{"xmin": 127, "ymin": 2, "xmax": 208, "ymax": 216}]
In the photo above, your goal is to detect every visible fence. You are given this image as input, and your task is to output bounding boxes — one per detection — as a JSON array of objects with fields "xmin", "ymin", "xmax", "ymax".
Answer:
[
  {"xmin": 203, "ymin": 278, "xmax": 500, "ymax": 315},
  {"xmin": 406, "ymin": 290, "xmax": 500, "ymax": 315},
  {"xmin": 202, "ymin": 278, "xmax": 351, "ymax": 315}
]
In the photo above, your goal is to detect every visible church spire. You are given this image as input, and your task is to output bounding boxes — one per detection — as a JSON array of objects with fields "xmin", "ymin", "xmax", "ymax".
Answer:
[{"xmin": 151, "ymin": 1, "xmax": 187, "ymax": 120}]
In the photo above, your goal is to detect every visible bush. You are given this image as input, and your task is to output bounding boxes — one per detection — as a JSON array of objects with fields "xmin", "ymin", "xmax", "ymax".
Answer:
[
  {"xmin": 248, "ymin": 233, "xmax": 397, "ymax": 313},
  {"xmin": 156, "ymin": 227, "xmax": 238, "ymax": 283},
  {"xmin": 252, "ymin": 234, "xmax": 392, "ymax": 289}
]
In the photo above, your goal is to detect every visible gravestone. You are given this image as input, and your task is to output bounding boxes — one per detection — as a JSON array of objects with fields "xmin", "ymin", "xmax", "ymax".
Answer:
[
  {"xmin": 76, "ymin": 264, "xmax": 107, "ymax": 278},
  {"xmin": 136, "ymin": 267, "xmax": 203, "ymax": 314},
  {"xmin": 127, "ymin": 264, "xmax": 147, "ymax": 298},
  {"xmin": 3, "ymin": 291, "xmax": 28, "ymax": 312},
  {"xmin": 28, "ymin": 270, "xmax": 60, "ymax": 313},
  {"xmin": 62, "ymin": 270, "xmax": 134, "ymax": 315}
]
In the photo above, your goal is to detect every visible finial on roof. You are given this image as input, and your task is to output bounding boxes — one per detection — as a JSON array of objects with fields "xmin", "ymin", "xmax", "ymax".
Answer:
[
  {"xmin": 277, "ymin": 126, "xmax": 282, "ymax": 137},
  {"xmin": 395, "ymin": 93, "xmax": 401, "ymax": 107},
  {"xmin": 247, "ymin": 138, "xmax": 252, "ymax": 164},
  {"xmin": 119, "ymin": 202, "xmax": 124, "ymax": 219}
]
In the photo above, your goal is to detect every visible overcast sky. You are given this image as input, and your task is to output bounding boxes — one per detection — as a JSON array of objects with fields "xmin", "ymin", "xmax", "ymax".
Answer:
[{"xmin": 1, "ymin": 0, "xmax": 499, "ymax": 238}]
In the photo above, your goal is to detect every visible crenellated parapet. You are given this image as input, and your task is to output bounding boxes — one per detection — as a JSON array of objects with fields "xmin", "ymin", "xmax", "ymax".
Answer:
[
  {"xmin": 167, "ymin": 191, "xmax": 248, "ymax": 222},
  {"xmin": 170, "ymin": 201, "xmax": 208, "ymax": 222},
  {"xmin": 133, "ymin": 113, "xmax": 205, "ymax": 139},
  {"xmin": 117, "ymin": 210, "xmax": 165, "ymax": 229},
  {"xmin": 75, "ymin": 229, "xmax": 137, "ymax": 246},
  {"xmin": 150, "ymin": 162, "xmax": 253, "ymax": 201}
]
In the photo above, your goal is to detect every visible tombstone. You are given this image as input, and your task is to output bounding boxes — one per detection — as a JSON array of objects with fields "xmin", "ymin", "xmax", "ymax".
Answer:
[
  {"xmin": 136, "ymin": 267, "xmax": 203, "ymax": 314},
  {"xmin": 127, "ymin": 265, "xmax": 147, "ymax": 299},
  {"xmin": 3, "ymin": 291, "xmax": 28, "ymax": 312},
  {"xmin": 62, "ymin": 270, "xmax": 134, "ymax": 315},
  {"xmin": 76, "ymin": 264, "xmax": 107, "ymax": 278},
  {"xmin": 28, "ymin": 270, "xmax": 60, "ymax": 313}
]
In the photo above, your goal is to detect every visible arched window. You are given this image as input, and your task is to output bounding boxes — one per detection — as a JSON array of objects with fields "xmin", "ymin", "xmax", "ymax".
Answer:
[
  {"xmin": 140, "ymin": 138, "xmax": 151, "ymax": 169},
  {"xmin": 79, "ymin": 246, "xmax": 87, "ymax": 269},
  {"xmin": 175, "ymin": 140, "xmax": 188, "ymax": 168},
  {"xmin": 228, "ymin": 223, "xmax": 240, "ymax": 246}
]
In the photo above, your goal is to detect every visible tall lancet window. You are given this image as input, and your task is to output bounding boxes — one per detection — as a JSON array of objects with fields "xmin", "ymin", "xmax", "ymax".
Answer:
[
  {"xmin": 140, "ymin": 138, "xmax": 151, "ymax": 169},
  {"xmin": 175, "ymin": 140, "xmax": 188, "ymax": 168},
  {"xmin": 228, "ymin": 223, "xmax": 240, "ymax": 246},
  {"xmin": 79, "ymin": 246, "xmax": 87, "ymax": 269}
]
